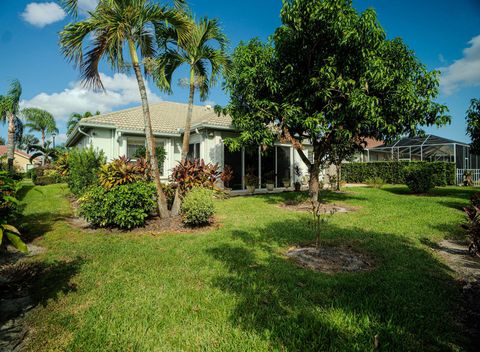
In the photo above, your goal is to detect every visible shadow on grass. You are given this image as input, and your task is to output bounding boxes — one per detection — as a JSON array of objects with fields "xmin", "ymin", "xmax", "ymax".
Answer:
[
  {"xmin": 206, "ymin": 218, "xmax": 470, "ymax": 351},
  {"xmin": 259, "ymin": 190, "xmax": 367, "ymax": 206},
  {"xmin": 0, "ymin": 257, "xmax": 84, "ymax": 323}
]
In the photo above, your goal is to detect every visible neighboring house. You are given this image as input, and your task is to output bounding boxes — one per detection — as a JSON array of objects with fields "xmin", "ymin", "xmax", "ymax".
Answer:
[
  {"xmin": 0, "ymin": 145, "xmax": 34, "ymax": 172},
  {"xmin": 66, "ymin": 101, "xmax": 314, "ymax": 190}
]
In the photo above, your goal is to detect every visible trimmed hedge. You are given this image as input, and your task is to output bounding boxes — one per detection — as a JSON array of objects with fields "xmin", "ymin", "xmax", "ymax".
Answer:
[{"xmin": 342, "ymin": 161, "xmax": 455, "ymax": 186}]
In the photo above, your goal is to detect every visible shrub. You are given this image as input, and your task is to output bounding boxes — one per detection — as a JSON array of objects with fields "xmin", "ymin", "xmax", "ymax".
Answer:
[
  {"xmin": 342, "ymin": 161, "xmax": 455, "ymax": 185},
  {"xmin": 405, "ymin": 165, "xmax": 435, "ymax": 193},
  {"xmin": 78, "ymin": 182, "xmax": 156, "ymax": 229},
  {"xmin": 463, "ymin": 199, "xmax": 480, "ymax": 256},
  {"xmin": 221, "ymin": 165, "xmax": 234, "ymax": 188},
  {"xmin": 181, "ymin": 187, "xmax": 215, "ymax": 226},
  {"xmin": 171, "ymin": 159, "xmax": 219, "ymax": 194},
  {"xmin": 55, "ymin": 152, "xmax": 69, "ymax": 177},
  {"xmin": 98, "ymin": 156, "xmax": 142, "ymax": 190},
  {"xmin": 0, "ymin": 171, "xmax": 19, "ymax": 219},
  {"xmin": 67, "ymin": 147, "xmax": 105, "ymax": 196},
  {"xmin": 35, "ymin": 176, "xmax": 58, "ymax": 186},
  {"xmin": 365, "ymin": 177, "xmax": 385, "ymax": 189}
]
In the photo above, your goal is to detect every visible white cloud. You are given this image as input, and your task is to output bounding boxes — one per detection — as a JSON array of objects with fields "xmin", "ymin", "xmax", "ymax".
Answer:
[
  {"xmin": 22, "ymin": 73, "xmax": 162, "ymax": 121},
  {"xmin": 78, "ymin": 0, "xmax": 98, "ymax": 12},
  {"xmin": 21, "ymin": 2, "xmax": 66, "ymax": 28},
  {"xmin": 439, "ymin": 34, "xmax": 480, "ymax": 95}
]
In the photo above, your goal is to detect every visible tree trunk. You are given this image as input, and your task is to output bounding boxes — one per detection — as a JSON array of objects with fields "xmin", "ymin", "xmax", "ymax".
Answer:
[
  {"xmin": 336, "ymin": 162, "xmax": 341, "ymax": 191},
  {"xmin": 41, "ymin": 130, "xmax": 46, "ymax": 166},
  {"xmin": 181, "ymin": 67, "xmax": 196, "ymax": 160},
  {"xmin": 308, "ymin": 163, "xmax": 320, "ymax": 204},
  {"xmin": 7, "ymin": 112, "xmax": 15, "ymax": 173},
  {"xmin": 129, "ymin": 39, "xmax": 170, "ymax": 219}
]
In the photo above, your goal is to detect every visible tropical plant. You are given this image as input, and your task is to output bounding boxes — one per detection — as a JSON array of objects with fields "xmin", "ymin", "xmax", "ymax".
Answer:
[
  {"xmin": 98, "ymin": 156, "xmax": 143, "ymax": 189},
  {"xmin": 154, "ymin": 16, "xmax": 229, "ymax": 159},
  {"xmin": 244, "ymin": 169, "xmax": 258, "ymax": 187},
  {"xmin": 79, "ymin": 182, "xmax": 156, "ymax": 229},
  {"xmin": 221, "ymin": 0, "xmax": 450, "ymax": 204},
  {"xmin": 67, "ymin": 111, "xmax": 100, "ymax": 135},
  {"xmin": 0, "ymin": 222, "xmax": 28, "ymax": 253},
  {"xmin": 180, "ymin": 187, "xmax": 215, "ymax": 226},
  {"xmin": 463, "ymin": 201, "xmax": 480, "ymax": 257},
  {"xmin": 132, "ymin": 145, "xmax": 167, "ymax": 171},
  {"xmin": 220, "ymin": 165, "xmax": 233, "ymax": 188},
  {"xmin": 55, "ymin": 152, "xmax": 70, "ymax": 177},
  {"xmin": 22, "ymin": 108, "xmax": 58, "ymax": 147},
  {"xmin": 171, "ymin": 159, "xmax": 219, "ymax": 194},
  {"xmin": 27, "ymin": 142, "xmax": 60, "ymax": 164},
  {"xmin": 0, "ymin": 79, "xmax": 23, "ymax": 173},
  {"xmin": 59, "ymin": 0, "xmax": 189, "ymax": 219},
  {"xmin": 17, "ymin": 133, "xmax": 39, "ymax": 151},
  {"xmin": 67, "ymin": 146, "xmax": 106, "ymax": 196}
]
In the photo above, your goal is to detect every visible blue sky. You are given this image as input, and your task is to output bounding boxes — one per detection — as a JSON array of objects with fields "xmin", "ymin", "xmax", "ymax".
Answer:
[{"xmin": 0, "ymin": 0, "xmax": 479, "ymax": 145}]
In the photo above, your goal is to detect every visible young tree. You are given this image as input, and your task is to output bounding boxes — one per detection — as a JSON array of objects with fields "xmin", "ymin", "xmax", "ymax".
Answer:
[
  {"xmin": 0, "ymin": 80, "xmax": 22, "ymax": 173},
  {"xmin": 223, "ymin": 0, "xmax": 449, "ymax": 203},
  {"xmin": 466, "ymin": 98, "xmax": 480, "ymax": 154},
  {"xmin": 67, "ymin": 111, "xmax": 100, "ymax": 135},
  {"xmin": 154, "ymin": 16, "xmax": 229, "ymax": 159},
  {"xmin": 59, "ymin": 0, "xmax": 189, "ymax": 218}
]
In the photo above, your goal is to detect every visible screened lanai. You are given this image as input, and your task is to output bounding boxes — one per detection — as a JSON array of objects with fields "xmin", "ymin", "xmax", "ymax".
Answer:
[{"xmin": 365, "ymin": 134, "xmax": 480, "ymax": 170}]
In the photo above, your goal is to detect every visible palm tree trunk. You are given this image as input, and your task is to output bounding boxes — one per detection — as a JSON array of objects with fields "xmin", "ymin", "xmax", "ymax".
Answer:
[
  {"xmin": 181, "ymin": 67, "xmax": 196, "ymax": 160},
  {"xmin": 41, "ymin": 130, "xmax": 46, "ymax": 166},
  {"xmin": 128, "ymin": 39, "xmax": 170, "ymax": 218},
  {"xmin": 7, "ymin": 112, "xmax": 15, "ymax": 173}
]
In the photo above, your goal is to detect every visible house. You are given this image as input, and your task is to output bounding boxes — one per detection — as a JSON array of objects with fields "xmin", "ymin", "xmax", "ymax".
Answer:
[
  {"xmin": 0, "ymin": 145, "xmax": 34, "ymax": 172},
  {"xmin": 65, "ymin": 101, "xmax": 314, "ymax": 190}
]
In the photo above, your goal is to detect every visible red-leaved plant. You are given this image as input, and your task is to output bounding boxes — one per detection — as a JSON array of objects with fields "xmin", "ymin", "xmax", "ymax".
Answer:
[{"xmin": 170, "ymin": 159, "xmax": 220, "ymax": 194}]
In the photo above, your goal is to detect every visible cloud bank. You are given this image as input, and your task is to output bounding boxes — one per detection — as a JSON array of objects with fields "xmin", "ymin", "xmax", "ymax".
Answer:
[
  {"xmin": 21, "ymin": 2, "xmax": 66, "ymax": 27},
  {"xmin": 439, "ymin": 34, "xmax": 480, "ymax": 95},
  {"xmin": 22, "ymin": 73, "xmax": 162, "ymax": 121}
]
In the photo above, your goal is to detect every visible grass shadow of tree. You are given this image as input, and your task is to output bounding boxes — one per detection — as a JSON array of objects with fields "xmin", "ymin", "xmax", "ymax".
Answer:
[
  {"xmin": 259, "ymin": 190, "xmax": 368, "ymax": 206},
  {"xmin": 206, "ymin": 218, "xmax": 469, "ymax": 351}
]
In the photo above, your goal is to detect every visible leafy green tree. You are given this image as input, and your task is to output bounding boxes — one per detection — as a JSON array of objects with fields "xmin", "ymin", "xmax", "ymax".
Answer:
[
  {"xmin": 22, "ymin": 108, "xmax": 58, "ymax": 148},
  {"xmin": 59, "ymin": 0, "xmax": 189, "ymax": 219},
  {"xmin": 67, "ymin": 111, "xmax": 100, "ymax": 136},
  {"xmin": 223, "ymin": 0, "xmax": 449, "ymax": 202},
  {"xmin": 0, "ymin": 80, "xmax": 23, "ymax": 173},
  {"xmin": 154, "ymin": 16, "xmax": 229, "ymax": 159},
  {"xmin": 466, "ymin": 98, "xmax": 480, "ymax": 154}
]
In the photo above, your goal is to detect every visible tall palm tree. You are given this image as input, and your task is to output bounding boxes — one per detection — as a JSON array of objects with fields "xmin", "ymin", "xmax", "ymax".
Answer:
[
  {"xmin": 67, "ymin": 110, "xmax": 100, "ymax": 135},
  {"xmin": 22, "ymin": 108, "xmax": 59, "ymax": 148},
  {"xmin": 59, "ymin": 0, "xmax": 189, "ymax": 219},
  {"xmin": 154, "ymin": 17, "xmax": 229, "ymax": 159},
  {"xmin": 0, "ymin": 80, "xmax": 22, "ymax": 173},
  {"xmin": 17, "ymin": 134, "xmax": 40, "ymax": 151}
]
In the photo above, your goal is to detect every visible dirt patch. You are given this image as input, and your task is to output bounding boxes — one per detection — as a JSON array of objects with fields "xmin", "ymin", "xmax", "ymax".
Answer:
[
  {"xmin": 279, "ymin": 201, "xmax": 358, "ymax": 213},
  {"xmin": 66, "ymin": 214, "xmax": 220, "ymax": 235},
  {"xmin": 286, "ymin": 246, "xmax": 374, "ymax": 273},
  {"xmin": 435, "ymin": 240, "xmax": 480, "ymax": 346}
]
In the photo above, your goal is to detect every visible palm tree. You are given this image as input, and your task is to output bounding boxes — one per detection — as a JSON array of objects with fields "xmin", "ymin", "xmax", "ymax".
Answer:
[
  {"xmin": 0, "ymin": 80, "xmax": 22, "ymax": 173},
  {"xmin": 27, "ymin": 141, "xmax": 60, "ymax": 164},
  {"xmin": 17, "ymin": 134, "xmax": 40, "ymax": 151},
  {"xmin": 59, "ymin": 0, "xmax": 189, "ymax": 219},
  {"xmin": 22, "ymin": 108, "xmax": 58, "ymax": 148},
  {"xmin": 67, "ymin": 111, "xmax": 100, "ymax": 135},
  {"xmin": 154, "ymin": 17, "xmax": 229, "ymax": 159}
]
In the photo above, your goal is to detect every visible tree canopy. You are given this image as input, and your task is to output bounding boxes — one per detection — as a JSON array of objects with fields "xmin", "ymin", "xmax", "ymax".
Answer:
[
  {"xmin": 223, "ymin": 0, "xmax": 450, "ymax": 201},
  {"xmin": 466, "ymin": 98, "xmax": 480, "ymax": 154}
]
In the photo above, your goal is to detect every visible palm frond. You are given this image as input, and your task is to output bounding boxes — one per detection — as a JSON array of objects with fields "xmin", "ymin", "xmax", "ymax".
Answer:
[{"xmin": 154, "ymin": 49, "xmax": 186, "ymax": 93}]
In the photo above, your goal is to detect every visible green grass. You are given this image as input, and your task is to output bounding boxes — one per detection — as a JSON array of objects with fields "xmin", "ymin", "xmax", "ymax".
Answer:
[{"xmin": 13, "ymin": 182, "xmax": 476, "ymax": 351}]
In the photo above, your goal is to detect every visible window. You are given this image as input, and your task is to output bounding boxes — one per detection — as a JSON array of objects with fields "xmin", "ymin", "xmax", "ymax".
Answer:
[
  {"xmin": 188, "ymin": 143, "xmax": 201, "ymax": 160},
  {"xmin": 127, "ymin": 143, "xmax": 144, "ymax": 159}
]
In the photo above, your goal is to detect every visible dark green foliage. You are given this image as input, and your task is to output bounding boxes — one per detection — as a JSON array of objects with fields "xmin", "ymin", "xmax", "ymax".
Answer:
[
  {"xmin": 180, "ymin": 187, "xmax": 215, "ymax": 226},
  {"xmin": 78, "ymin": 182, "xmax": 156, "ymax": 229},
  {"xmin": 342, "ymin": 161, "xmax": 455, "ymax": 185},
  {"xmin": 405, "ymin": 165, "xmax": 435, "ymax": 194},
  {"xmin": 466, "ymin": 98, "xmax": 480, "ymax": 154},
  {"xmin": 463, "ymin": 196, "xmax": 480, "ymax": 255},
  {"xmin": 0, "ymin": 171, "xmax": 18, "ymax": 220},
  {"xmin": 132, "ymin": 145, "xmax": 167, "ymax": 170},
  {"xmin": 171, "ymin": 159, "xmax": 219, "ymax": 194},
  {"xmin": 67, "ymin": 147, "xmax": 105, "ymax": 196}
]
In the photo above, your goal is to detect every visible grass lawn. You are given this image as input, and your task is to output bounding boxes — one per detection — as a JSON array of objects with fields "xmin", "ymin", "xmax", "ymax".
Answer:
[{"xmin": 12, "ymin": 182, "xmax": 476, "ymax": 351}]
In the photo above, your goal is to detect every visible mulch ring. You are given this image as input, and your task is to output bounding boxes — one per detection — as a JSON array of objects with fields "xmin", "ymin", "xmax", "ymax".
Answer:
[
  {"xmin": 286, "ymin": 246, "xmax": 374, "ymax": 274},
  {"xmin": 66, "ymin": 214, "xmax": 221, "ymax": 235},
  {"xmin": 279, "ymin": 201, "xmax": 358, "ymax": 213}
]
